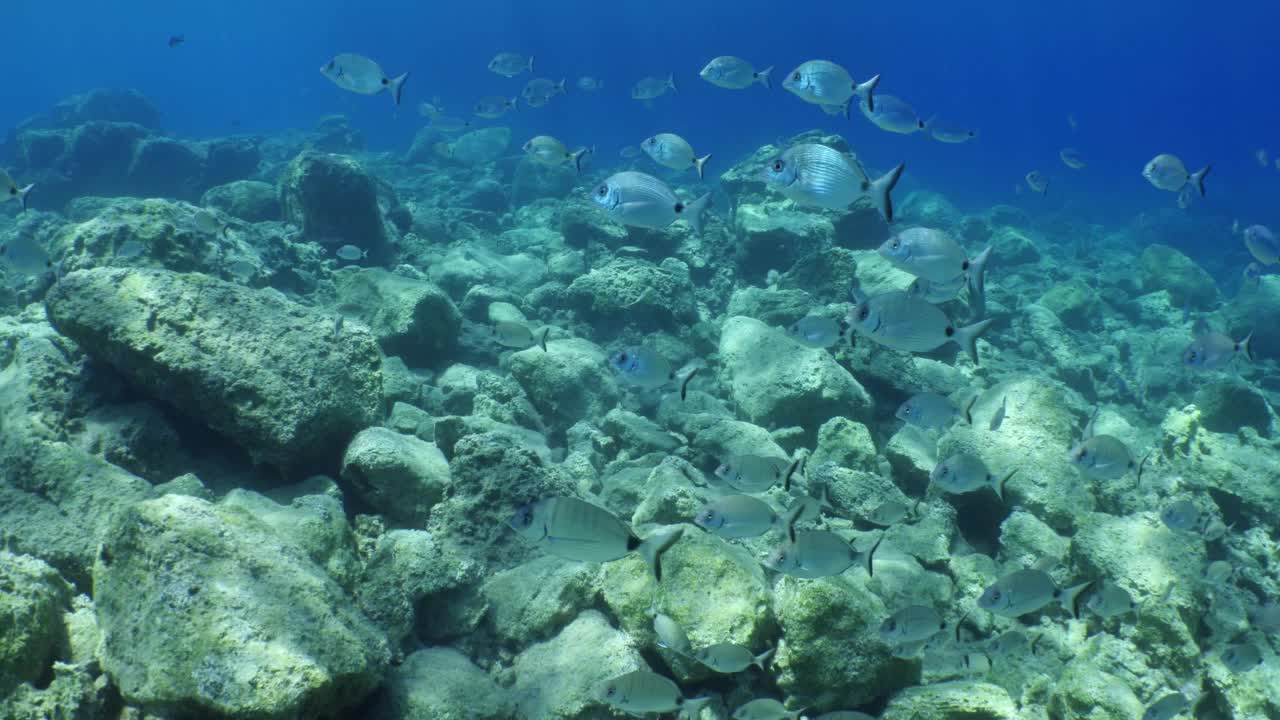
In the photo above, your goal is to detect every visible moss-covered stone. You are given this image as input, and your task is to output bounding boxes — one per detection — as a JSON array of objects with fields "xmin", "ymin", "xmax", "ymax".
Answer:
[
  {"xmin": 0, "ymin": 552, "xmax": 70, "ymax": 695},
  {"xmin": 375, "ymin": 647, "xmax": 512, "ymax": 720},
  {"xmin": 881, "ymin": 681, "xmax": 1018, "ymax": 720},
  {"xmin": 1137, "ymin": 244, "xmax": 1219, "ymax": 307},
  {"xmin": 341, "ymin": 427, "xmax": 451, "ymax": 526},
  {"xmin": 511, "ymin": 610, "xmax": 645, "ymax": 720}
]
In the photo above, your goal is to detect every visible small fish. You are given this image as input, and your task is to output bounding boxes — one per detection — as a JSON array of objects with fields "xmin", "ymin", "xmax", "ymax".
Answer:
[
  {"xmin": 693, "ymin": 643, "xmax": 774, "ymax": 673},
  {"xmin": 417, "ymin": 101, "xmax": 444, "ymax": 119},
  {"xmin": 1200, "ymin": 515, "xmax": 1230, "ymax": 541},
  {"xmin": 1255, "ymin": 148, "xmax": 1269, "ymax": 168},
  {"xmin": 1060, "ymin": 148, "xmax": 1086, "ymax": 169},
  {"xmin": 732, "ymin": 699, "xmax": 804, "ymax": 720},
  {"xmin": 694, "ymin": 495, "xmax": 801, "ymax": 539},
  {"xmin": 590, "ymin": 171, "xmax": 712, "ymax": 234},
  {"xmin": 167, "ymin": 34, "xmax": 185, "ymax": 48},
  {"xmin": 1143, "ymin": 693, "xmax": 1192, "ymax": 720},
  {"xmin": 491, "ymin": 322, "xmax": 548, "ymax": 351},
  {"xmin": 641, "ymin": 133, "xmax": 711, "ymax": 179},
  {"xmin": 335, "ymin": 245, "xmax": 367, "ymax": 261},
  {"xmin": 227, "ymin": 259, "xmax": 256, "ymax": 281},
  {"xmin": 1067, "ymin": 435, "xmax": 1147, "ymax": 480},
  {"xmin": 429, "ymin": 116, "xmax": 471, "ymax": 133},
  {"xmin": 632, "ymin": 74, "xmax": 677, "ymax": 101},
  {"xmin": 522, "ymin": 77, "xmax": 566, "ymax": 108},
  {"xmin": 596, "ymin": 670, "xmax": 708, "ymax": 716},
  {"xmin": 987, "ymin": 630, "xmax": 1031, "ymax": 658},
  {"xmin": 764, "ymin": 532, "xmax": 880, "ymax": 580},
  {"xmin": 192, "ymin": 209, "xmax": 226, "ymax": 236},
  {"xmin": 978, "ymin": 569, "xmax": 1092, "ymax": 619},
  {"xmin": 653, "ymin": 612, "xmax": 693, "ymax": 656},
  {"xmin": 866, "ymin": 498, "xmax": 914, "ymax": 527},
  {"xmin": 1220, "ymin": 643, "xmax": 1262, "ymax": 673},
  {"xmin": 989, "ymin": 395, "xmax": 1007, "ymax": 431},
  {"xmin": 333, "ymin": 315, "xmax": 344, "ymax": 338},
  {"xmin": 763, "ymin": 143, "xmax": 904, "ymax": 223},
  {"xmin": 860, "ymin": 94, "xmax": 926, "ymax": 135},
  {"xmin": 1025, "ymin": 170, "xmax": 1049, "ymax": 195},
  {"xmin": 619, "ymin": 146, "xmax": 642, "ymax": 159},
  {"xmin": 896, "ymin": 392, "xmax": 974, "ymax": 429},
  {"xmin": 607, "ymin": 346, "xmax": 675, "ymax": 389},
  {"xmin": 847, "ymin": 291, "xmax": 993, "ymax": 364},
  {"xmin": 783, "ymin": 60, "xmax": 879, "ymax": 113},
  {"xmin": 879, "ymin": 605, "xmax": 947, "ymax": 646},
  {"xmin": 1, "ymin": 169, "xmax": 35, "ymax": 211},
  {"xmin": 473, "ymin": 95, "xmax": 517, "ymax": 119},
  {"xmin": 507, "ymin": 496, "xmax": 682, "ymax": 580},
  {"xmin": 1243, "ymin": 225, "xmax": 1279, "ymax": 265},
  {"xmin": 487, "ymin": 52, "xmax": 533, "ymax": 77},
  {"xmin": 905, "ymin": 274, "xmax": 966, "ymax": 304},
  {"xmin": 926, "ymin": 118, "xmax": 978, "ymax": 143},
  {"xmin": 1143, "ymin": 154, "xmax": 1209, "ymax": 196},
  {"xmin": 522, "ymin": 136, "xmax": 590, "ymax": 173},
  {"xmin": 878, "ymin": 227, "xmax": 990, "ymax": 284},
  {"xmin": 1083, "ymin": 581, "xmax": 1138, "ymax": 618},
  {"xmin": 111, "ymin": 240, "xmax": 146, "ymax": 259},
  {"xmin": 319, "ymin": 53, "xmax": 409, "ymax": 106},
  {"xmin": 1201, "ymin": 560, "xmax": 1234, "ymax": 586},
  {"xmin": 1159, "ymin": 499, "xmax": 1204, "ymax": 533},
  {"xmin": 1182, "ymin": 331, "xmax": 1253, "ymax": 370},
  {"xmin": 0, "ymin": 234, "xmax": 49, "ymax": 276},
  {"xmin": 576, "ymin": 76, "xmax": 603, "ymax": 92},
  {"xmin": 700, "ymin": 56, "xmax": 773, "ymax": 90},
  {"xmin": 930, "ymin": 453, "xmax": 1013, "ymax": 500},
  {"xmin": 714, "ymin": 455, "xmax": 796, "ymax": 493},
  {"xmin": 786, "ymin": 315, "xmax": 846, "ymax": 348}
]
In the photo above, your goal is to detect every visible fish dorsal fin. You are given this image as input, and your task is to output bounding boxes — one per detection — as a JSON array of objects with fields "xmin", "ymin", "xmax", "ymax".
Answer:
[{"xmin": 1082, "ymin": 407, "xmax": 1100, "ymax": 440}]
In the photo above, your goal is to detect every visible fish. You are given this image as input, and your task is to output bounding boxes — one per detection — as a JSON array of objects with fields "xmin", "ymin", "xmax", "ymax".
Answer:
[
  {"xmin": 714, "ymin": 455, "xmax": 797, "ymax": 493},
  {"xmin": 492, "ymin": 322, "xmax": 548, "ymax": 351},
  {"xmin": 522, "ymin": 77, "xmax": 567, "ymax": 108},
  {"xmin": 1159, "ymin": 499, "xmax": 1203, "ymax": 533},
  {"xmin": 782, "ymin": 60, "xmax": 880, "ymax": 113},
  {"xmin": 522, "ymin": 136, "xmax": 590, "ymax": 173},
  {"xmin": 487, "ymin": 52, "xmax": 533, "ymax": 77},
  {"xmin": 333, "ymin": 315, "xmax": 344, "ymax": 338},
  {"xmin": 1201, "ymin": 560, "xmax": 1234, "ymax": 586},
  {"xmin": 989, "ymin": 395, "xmax": 1007, "ymax": 431},
  {"xmin": 619, "ymin": 146, "xmax": 642, "ymax": 159},
  {"xmin": 878, "ymin": 605, "xmax": 947, "ymax": 646},
  {"xmin": 417, "ymin": 101, "xmax": 444, "ymax": 119},
  {"xmin": 986, "ymin": 630, "xmax": 1032, "ymax": 658},
  {"xmin": 1083, "ymin": 581, "xmax": 1138, "ymax": 618},
  {"xmin": 1025, "ymin": 170, "xmax": 1049, "ymax": 195},
  {"xmin": 692, "ymin": 643, "xmax": 774, "ymax": 673},
  {"xmin": 1219, "ymin": 643, "xmax": 1262, "ymax": 673},
  {"xmin": 227, "ymin": 259, "xmax": 256, "ymax": 281},
  {"xmin": 319, "ymin": 53, "xmax": 409, "ymax": 106},
  {"xmin": 1182, "ymin": 330, "xmax": 1253, "ymax": 370},
  {"xmin": 473, "ymin": 95, "xmax": 517, "ymax": 119},
  {"xmin": 1068, "ymin": 113, "xmax": 1078, "ymax": 131},
  {"xmin": 596, "ymin": 670, "xmax": 708, "ymax": 716},
  {"xmin": 1199, "ymin": 515, "xmax": 1230, "ymax": 541},
  {"xmin": 846, "ymin": 292, "xmax": 994, "ymax": 364},
  {"xmin": 429, "ymin": 116, "xmax": 471, "ymax": 133},
  {"xmin": 607, "ymin": 346, "xmax": 676, "ymax": 389},
  {"xmin": 1, "ymin": 169, "xmax": 35, "ymax": 211},
  {"xmin": 786, "ymin": 315, "xmax": 846, "ymax": 348},
  {"xmin": 641, "ymin": 133, "xmax": 711, "ymax": 179},
  {"xmin": 1067, "ymin": 434, "xmax": 1148, "ymax": 481},
  {"xmin": 0, "ymin": 234, "xmax": 50, "ymax": 277},
  {"xmin": 1060, "ymin": 148, "xmax": 1086, "ymax": 169},
  {"xmin": 192, "ymin": 209, "xmax": 227, "ymax": 236},
  {"xmin": 167, "ymin": 35, "xmax": 185, "ymax": 48},
  {"xmin": 905, "ymin": 274, "xmax": 966, "ymax": 304},
  {"xmin": 733, "ymin": 699, "xmax": 804, "ymax": 720},
  {"xmin": 859, "ymin": 94, "xmax": 926, "ymax": 135},
  {"xmin": 653, "ymin": 612, "xmax": 692, "ymax": 656},
  {"xmin": 1255, "ymin": 148, "xmax": 1269, "ymax": 168},
  {"xmin": 763, "ymin": 143, "xmax": 904, "ymax": 223},
  {"xmin": 115, "ymin": 241, "xmax": 146, "ymax": 259},
  {"xmin": 1143, "ymin": 154, "xmax": 1209, "ymax": 196},
  {"xmin": 632, "ymin": 74, "xmax": 677, "ymax": 101},
  {"xmin": 895, "ymin": 392, "xmax": 974, "ymax": 429},
  {"xmin": 506, "ymin": 496, "xmax": 682, "ymax": 580},
  {"xmin": 1243, "ymin": 224, "xmax": 1279, "ymax": 265},
  {"xmin": 763, "ymin": 531, "xmax": 881, "ymax": 580},
  {"xmin": 867, "ymin": 498, "xmax": 915, "ymax": 527},
  {"xmin": 978, "ymin": 568, "xmax": 1093, "ymax": 619},
  {"xmin": 926, "ymin": 118, "xmax": 978, "ymax": 144},
  {"xmin": 576, "ymin": 76, "xmax": 603, "ymax": 92},
  {"xmin": 1143, "ymin": 693, "xmax": 1193, "ymax": 720},
  {"xmin": 694, "ymin": 495, "xmax": 802, "ymax": 539},
  {"xmin": 877, "ymin": 228, "xmax": 989, "ymax": 284},
  {"xmin": 930, "ymin": 453, "xmax": 1014, "ymax": 500},
  {"xmin": 590, "ymin": 171, "xmax": 713, "ymax": 235},
  {"xmin": 700, "ymin": 56, "xmax": 773, "ymax": 90},
  {"xmin": 335, "ymin": 245, "xmax": 367, "ymax": 261}
]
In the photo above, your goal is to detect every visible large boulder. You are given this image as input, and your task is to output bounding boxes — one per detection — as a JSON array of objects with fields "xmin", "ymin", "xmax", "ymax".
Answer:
[
  {"xmin": 201, "ymin": 180, "xmax": 280, "ymax": 222},
  {"xmin": 45, "ymin": 268, "xmax": 382, "ymax": 466},
  {"xmin": 333, "ymin": 268, "xmax": 461, "ymax": 366},
  {"xmin": 1137, "ymin": 244, "xmax": 1219, "ymax": 307},
  {"xmin": 734, "ymin": 202, "xmax": 834, "ymax": 280},
  {"xmin": 511, "ymin": 610, "xmax": 645, "ymax": 720},
  {"xmin": 505, "ymin": 338, "xmax": 620, "ymax": 435},
  {"xmin": 0, "ymin": 552, "xmax": 71, "ymax": 697},
  {"xmin": 375, "ymin": 647, "xmax": 511, "ymax": 720},
  {"xmin": 127, "ymin": 137, "xmax": 206, "ymax": 200},
  {"xmin": 566, "ymin": 257, "xmax": 697, "ymax": 331},
  {"xmin": 279, "ymin": 151, "xmax": 390, "ymax": 254},
  {"xmin": 94, "ymin": 495, "xmax": 389, "ymax": 718},
  {"xmin": 340, "ymin": 427, "xmax": 451, "ymax": 526}
]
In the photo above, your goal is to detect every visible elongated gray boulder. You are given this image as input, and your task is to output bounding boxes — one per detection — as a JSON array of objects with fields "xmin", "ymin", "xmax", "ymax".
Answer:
[{"xmin": 45, "ymin": 268, "xmax": 382, "ymax": 465}]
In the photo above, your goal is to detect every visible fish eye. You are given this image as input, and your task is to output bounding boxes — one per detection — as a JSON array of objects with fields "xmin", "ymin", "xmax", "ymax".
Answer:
[
  {"xmin": 596, "ymin": 185, "xmax": 608, "ymax": 197},
  {"xmin": 891, "ymin": 238, "xmax": 900, "ymax": 249},
  {"xmin": 792, "ymin": 71, "xmax": 801, "ymax": 81},
  {"xmin": 606, "ymin": 685, "xmax": 616, "ymax": 697},
  {"xmin": 857, "ymin": 306, "xmax": 869, "ymax": 321},
  {"xmin": 939, "ymin": 466, "xmax": 950, "ymax": 476},
  {"xmin": 990, "ymin": 590, "xmax": 1001, "ymax": 601},
  {"xmin": 617, "ymin": 352, "xmax": 628, "ymax": 363},
  {"xmin": 887, "ymin": 620, "xmax": 897, "ymax": 631}
]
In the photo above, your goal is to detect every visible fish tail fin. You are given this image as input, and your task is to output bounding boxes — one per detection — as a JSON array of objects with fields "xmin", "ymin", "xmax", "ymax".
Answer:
[
  {"xmin": 865, "ymin": 535, "xmax": 883, "ymax": 577},
  {"xmin": 870, "ymin": 162, "xmax": 905, "ymax": 224},
  {"xmin": 569, "ymin": 147, "xmax": 589, "ymax": 174},
  {"xmin": 682, "ymin": 192, "xmax": 713, "ymax": 235},
  {"xmin": 638, "ymin": 526, "xmax": 683, "ymax": 582},
  {"xmin": 1136, "ymin": 449, "xmax": 1152, "ymax": 484},
  {"xmin": 388, "ymin": 73, "xmax": 409, "ymax": 106},
  {"xmin": 757, "ymin": 65, "xmax": 773, "ymax": 89},
  {"xmin": 679, "ymin": 367, "xmax": 698, "ymax": 401},
  {"xmin": 538, "ymin": 327, "xmax": 549, "ymax": 352},
  {"xmin": 994, "ymin": 468, "xmax": 1017, "ymax": 502},
  {"xmin": 967, "ymin": 245, "xmax": 993, "ymax": 319},
  {"xmin": 666, "ymin": 73, "xmax": 677, "ymax": 93},
  {"xmin": 953, "ymin": 318, "xmax": 994, "ymax": 365},
  {"xmin": 782, "ymin": 456, "xmax": 803, "ymax": 493},
  {"xmin": 17, "ymin": 184, "xmax": 33, "ymax": 212},
  {"xmin": 509, "ymin": 96, "xmax": 519, "ymax": 112},
  {"xmin": 922, "ymin": 115, "xmax": 936, "ymax": 139},
  {"xmin": 779, "ymin": 500, "xmax": 807, "ymax": 541},
  {"xmin": 693, "ymin": 153, "xmax": 711, "ymax": 180},
  {"xmin": 753, "ymin": 647, "xmax": 776, "ymax": 670},
  {"xmin": 557, "ymin": 77, "xmax": 566, "ymax": 94},
  {"xmin": 856, "ymin": 73, "xmax": 881, "ymax": 112},
  {"xmin": 1191, "ymin": 164, "xmax": 1210, "ymax": 197},
  {"xmin": 1238, "ymin": 331, "xmax": 1254, "ymax": 362},
  {"xmin": 528, "ymin": 55, "xmax": 535, "ymax": 73},
  {"xmin": 1060, "ymin": 580, "xmax": 1094, "ymax": 619},
  {"xmin": 962, "ymin": 394, "xmax": 977, "ymax": 425}
]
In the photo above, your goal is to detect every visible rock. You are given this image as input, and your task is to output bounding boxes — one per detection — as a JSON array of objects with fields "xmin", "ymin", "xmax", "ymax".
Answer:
[
  {"xmin": 357, "ymin": 529, "xmax": 481, "ymax": 647},
  {"xmin": 126, "ymin": 137, "xmax": 206, "ymax": 200},
  {"xmin": 1194, "ymin": 378, "xmax": 1273, "ymax": 435},
  {"xmin": 809, "ymin": 416, "xmax": 881, "ymax": 474},
  {"xmin": 735, "ymin": 202, "xmax": 833, "ymax": 280},
  {"xmin": 1039, "ymin": 279, "xmax": 1102, "ymax": 331},
  {"xmin": 456, "ymin": 178, "xmax": 508, "ymax": 214},
  {"xmin": 450, "ymin": 127, "xmax": 511, "ymax": 165},
  {"xmin": 505, "ymin": 338, "xmax": 620, "ymax": 435},
  {"xmin": 279, "ymin": 151, "xmax": 389, "ymax": 253},
  {"xmin": 203, "ymin": 136, "xmax": 262, "ymax": 186},
  {"xmin": 997, "ymin": 509, "xmax": 1070, "ymax": 569},
  {"xmin": 1071, "ymin": 511, "xmax": 1205, "ymax": 607},
  {"xmin": 201, "ymin": 180, "xmax": 280, "ymax": 222},
  {"xmin": 375, "ymin": 647, "xmax": 511, "ymax": 720},
  {"xmin": 1050, "ymin": 658, "xmax": 1145, "ymax": 720},
  {"xmin": 341, "ymin": 427, "xmax": 451, "ymax": 526},
  {"xmin": 719, "ymin": 315, "xmax": 873, "ymax": 432},
  {"xmin": 881, "ymin": 681, "xmax": 1018, "ymax": 720},
  {"xmin": 988, "ymin": 226, "xmax": 1042, "ymax": 265},
  {"xmin": 1137, "ymin": 244, "xmax": 1219, "ymax": 306},
  {"xmin": 46, "ymin": 268, "xmax": 382, "ymax": 466},
  {"xmin": 15, "ymin": 122, "xmax": 151, "ymax": 209},
  {"xmin": 899, "ymin": 191, "xmax": 961, "ymax": 228},
  {"xmin": 1226, "ymin": 275, "xmax": 1280, "ymax": 360},
  {"xmin": 0, "ymin": 662, "xmax": 116, "ymax": 720},
  {"xmin": 567, "ymin": 258, "xmax": 697, "ymax": 331},
  {"xmin": 511, "ymin": 610, "xmax": 646, "ymax": 720},
  {"xmin": 778, "ymin": 247, "xmax": 860, "ymax": 301},
  {"xmin": 559, "ymin": 202, "xmax": 628, "ymax": 248},
  {"xmin": 95, "ymin": 494, "xmax": 389, "ymax": 718},
  {"xmin": 334, "ymin": 268, "xmax": 460, "ymax": 366},
  {"xmin": 0, "ymin": 552, "xmax": 71, "ymax": 696},
  {"xmin": 482, "ymin": 556, "xmax": 600, "ymax": 648},
  {"xmin": 221, "ymin": 480, "xmax": 360, "ymax": 587},
  {"xmin": 313, "ymin": 115, "xmax": 365, "ymax": 153},
  {"xmin": 725, "ymin": 287, "xmax": 815, "ymax": 327},
  {"xmin": 11, "ymin": 89, "xmax": 161, "ymax": 133}
]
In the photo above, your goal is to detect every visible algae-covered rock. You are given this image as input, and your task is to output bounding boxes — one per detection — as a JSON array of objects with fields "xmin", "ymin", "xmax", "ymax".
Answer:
[
  {"xmin": 1049, "ymin": 658, "xmax": 1145, "ymax": 720},
  {"xmin": 0, "ymin": 662, "xmax": 116, "ymax": 720},
  {"xmin": 809, "ymin": 416, "xmax": 881, "ymax": 474},
  {"xmin": 376, "ymin": 647, "xmax": 512, "ymax": 720},
  {"xmin": 201, "ymin": 179, "xmax": 280, "ymax": 222},
  {"xmin": 1193, "ymin": 378, "xmax": 1273, "ymax": 435},
  {"xmin": 127, "ymin": 136, "xmax": 206, "ymax": 199},
  {"xmin": 0, "ymin": 552, "xmax": 71, "ymax": 696},
  {"xmin": 1137, "ymin": 244, "xmax": 1219, "ymax": 306},
  {"xmin": 95, "ymin": 494, "xmax": 389, "ymax": 718},
  {"xmin": 357, "ymin": 529, "xmax": 481, "ymax": 647},
  {"xmin": 511, "ymin": 609, "xmax": 645, "ymax": 720},
  {"xmin": 45, "ymin": 267, "xmax": 382, "ymax": 466},
  {"xmin": 567, "ymin": 257, "xmax": 697, "ymax": 331},
  {"xmin": 881, "ymin": 681, "xmax": 1017, "ymax": 720},
  {"xmin": 482, "ymin": 556, "xmax": 600, "ymax": 648},
  {"xmin": 725, "ymin": 286, "xmax": 816, "ymax": 326},
  {"xmin": 341, "ymin": 427, "xmax": 451, "ymax": 526},
  {"xmin": 334, "ymin": 267, "xmax": 461, "ymax": 366},
  {"xmin": 735, "ymin": 202, "xmax": 834, "ymax": 279},
  {"xmin": 505, "ymin": 338, "xmax": 620, "ymax": 434},
  {"xmin": 1039, "ymin": 279, "xmax": 1102, "ymax": 331},
  {"xmin": 279, "ymin": 150, "xmax": 389, "ymax": 252}
]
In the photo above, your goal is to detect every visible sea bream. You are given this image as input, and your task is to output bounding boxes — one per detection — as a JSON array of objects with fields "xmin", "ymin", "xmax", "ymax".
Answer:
[
  {"xmin": 641, "ymin": 133, "xmax": 711, "ymax": 179},
  {"xmin": 319, "ymin": 53, "xmax": 409, "ymax": 106},
  {"xmin": 1066, "ymin": 410, "xmax": 1151, "ymax": 481},
  {"xmin": 846, "ymin": 291, "xmax": 994, "ymax": 364},
  {"xmin": 596, "ymin": 670, "xmax": 709, "ymax": 716},
  {"xmin": 700, "ymin": 56, "xmax": 773, "ymax": 90},
  {"xmin": 978, "ymin": 568, "xmax": 1093, "ymax": 619},
  {"xmin": 783, "ymin": 59, "xmax": 880, "ymax": 114},
  {"xmin": 488, "ymin": 51, "xmax": 533, "ymax": 77},
  {"xmin": 764, "ymin": 529, "xmax": 882, "ymax": 580},
  {"xmin": 0, "ymin": 169, "xmax": 34, "ymax": 211},
  {"xmin": 859, "ymin": 94, "xmax": 926, "ymax": 135},
  {"xmin": 694, "ymin": 495, "xmax": 804, "ymax": 539},
  {"xmin": 1182, "ymin": 321, "xmax": 1253, "ymax": 370},
  {"xmin": 507, "ymin": 496, "xmax": 682, "ymax": 580},
  {"xmin": 522, "ymin": 136, "xmax": 590, "ymax": 173},
  {"xmin": 878, "ymin": 227, "xmax": 992, "ymax": 285},
  {"xmin": 763, "ymin": 143, "xmax": 904, "ymax": 223},
  {"xmin": 590, "ymin": 171, "xmax": 713, "ymax": 234},
  {"xmin": 1143, "ymin": 154, "xmax": 1210, "ymax": 196},
  {"xmin": 895, "ymin": 392, "xmax": 974, "ymax": 429}
]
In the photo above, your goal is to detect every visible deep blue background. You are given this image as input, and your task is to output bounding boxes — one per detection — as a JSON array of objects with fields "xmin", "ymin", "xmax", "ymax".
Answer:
[{"xmin": 4, "ymin": 0, "xmax": 1277, "ymax": 222}]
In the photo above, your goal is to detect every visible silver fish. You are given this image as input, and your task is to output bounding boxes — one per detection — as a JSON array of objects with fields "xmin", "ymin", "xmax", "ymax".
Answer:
[
  {"xmin": 488, "ymin": 52, "xmax": 533, "ymax": 77},
  {"xmin": 978, "ymin": 569, "xmax": 1092, "ymax": 619},
  {"xmin": 930, "ymin": 453, "xmax": 1013, "ymax": 500},
  {"xmin": 1083, "ymin": 581, "xmax": 1137, "ymax": 618},
  {"xmin": 1060, "ymin": 148, "xmax": 1086, "ymax": 169},
  {"xmin": 1243, "ymin": 224, "xmax": 1278, "ymax": 264},
  {"xmin": 473, "ymin": 95, "xmax": 517, "ymax": 119},
  {"xmin": 590, "ymin": 171, "xmax": 712, "ymax": 234},
  {"xmin": 714, "ymin": 455, "xmax": 797, "ymax": 493},
  {"xmin": 927, "ymin": 118, "xmax": 978, "ymax": 144},
  {"xmin": 878, "ymin": 605, "xmax": 946, "ymax": 645},
  {"xmin": 115, "ymin": 240, "xmax": 146, "ymax": 259},
  {"xmin": 193, "ymin": 209, "xmax": 225, "ymax": 235},
  {"xmin": 1067, "ymin": 431, "xmax": 1148, "ymax": 481},
  {"xmin": 507, "ymin": 496, "xmax": 682, "ymax": 580},
  {"xmin": 417, "ymin": 100, "xmax": 444, "ymax": 119},
  {"xmin": 653, "ymin": 612, "xmax": 693, "ymax": 656},
  {"xmin": 641, "ymin": 133, "xmax": 711, "ymax": 179},
  {"xmin": 0, "ymin": 234, "xmax": 50, "ymax": 277},
  {"xmin": 878, "ymin": 227, "xmax": 987, "ymax": 284},
  {"xmin": 335, "ymin": 245, "xmax": 367, "ymax": 261},
  {"xmin": 782, "ymin": 59, "xmax": 879, "ymax": 113},
  {"xmin": 577, "ymin": 76, "xmax": 603, "ymax": 92},
  {"xmin": 1025, "ymin": 170, "xmax": 1049, "ymax": 195},
  {"xmin": 1250, "ymin": 602, "xmax": 1280, "ymax": 633},
  {"xmin": 1201, "ymin": 560, "xmax": 1234, "ymax": 586},
  {"xmin": 1199, "ymin": 515, "xmax": 1230, "ymax": 541},
  {"xmin": 522, "ymin": 136, "xmax": 589, "ymax": 173},
  {"xmin": 1183, "ymin": 331, "xmax": 1253, "ymax": 370},
  {"xmin": 989, "ymin": 395, "xmax": 1007, "ymax": 431},
  {"xmin": 430, "ymin": 115, "xmax": 471, "ymax": 133},
  {"xmin": 763, "ymin": 143, "xmax": 904, "ymax": 223},
  {"xmin": 1159, "ymin": 500, "xmax": 1203, "ymax": 533},
  {"xmin": 700, "ymin": 56, "xmax": 772, "ymax": 90},
  {"xmin": 786, "ymin": 315, "xmax": 846, "ymax": 348},
  {"xmin": 694, "ymin": 495, "xmax": 800, "ymax": 539},
  {"xmin": 492, "ymin": 322, "xmax": 548, "ymax": 351},
  {"xmin": 632, "ymin": 74, "xmax": 677, "ymax": 100},
  {"xmin": 522, "ymin": 77, "xmax": 566, "ymax": 107},
  {"xmin": 1220, "ymin": 643, "xmax": 1262, "ymax": 673},
  {"xmin": 1143, "ymin": 693, "xmax": 1192, "ymax": 720},
  {"xmin": 692, "ymin": 643, "xmax": 773, "ymax": 673},
  {"xmin": 733, "ymin": 699, "xmax": 804, "ymax": 720},
  {"xmin": 866, "ymin": 498, "xmax": 914, "ymax": 527},
  {"xmin": 1143, "ymin": 154, "xmax": 1209, "ymax": 196},
  {"xmin": 906, "ymin": 274, "xmax": 966, "ymax": 304},
  {"xmin": 0, "ymin": 168, "xmax": 34, "ymax": 211},
  {"xmin": 763, "ymin": 532, "xmax": 880, "ymax": 579},
  {"xmin": 895, "ymin": 392, "xmax": 973, "ymax": 429},
  {"xmin": 608, "ymin": 346, "xmax": 675, "ymax": 389},
  {"xmin": 597, "ymin": 670, "xmax": 708, "ymax": 715},
  {"xmin": 319, "ymin": 53, "xmax": 408, "ymax": 105},
  {"xmin": 847, "ymin": 291, "xmax": 993, "ymax": 364},
  {"xmin": 860, "ymin": 94, "xmax": 925, "ymax": 135}
]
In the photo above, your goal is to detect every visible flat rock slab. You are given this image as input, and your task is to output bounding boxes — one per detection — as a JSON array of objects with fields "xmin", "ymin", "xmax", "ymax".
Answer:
[{"xmin": 46, "ymin": 267, "xmax": 381, "ymax": 465}]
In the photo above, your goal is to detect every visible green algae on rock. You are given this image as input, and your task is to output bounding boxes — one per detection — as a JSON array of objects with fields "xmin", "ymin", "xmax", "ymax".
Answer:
[{"xmin": 0, "ymin": 551, "xmax": 71, "ymax": 696}]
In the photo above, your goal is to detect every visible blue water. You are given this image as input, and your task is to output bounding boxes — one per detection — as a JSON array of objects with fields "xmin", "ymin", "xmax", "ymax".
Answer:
[{"xmin": 6, "ymin": 1, "xmax": 1278, "ymax": 222}]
